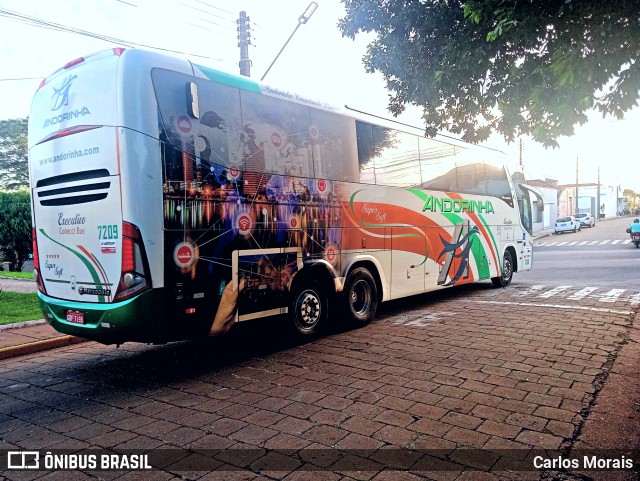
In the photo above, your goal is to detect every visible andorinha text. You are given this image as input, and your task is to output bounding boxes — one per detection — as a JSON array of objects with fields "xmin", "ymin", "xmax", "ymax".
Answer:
[{"xmin": 421, "ymin": 194, "xmax": 495, "ymax": 214}]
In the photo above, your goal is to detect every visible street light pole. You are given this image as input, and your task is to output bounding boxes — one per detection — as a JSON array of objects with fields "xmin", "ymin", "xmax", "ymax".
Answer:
[{"xmin": 260, "ymin": 2, "xmax": 318, "ymax": 81}]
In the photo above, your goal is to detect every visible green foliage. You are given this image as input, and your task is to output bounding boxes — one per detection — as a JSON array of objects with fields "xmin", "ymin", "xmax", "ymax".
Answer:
[
  {"xmin": 0, "ymin": 191, "xmax": 32, "ymax": 270},
  {"xmin": 339, "ymin": 1, "xmax": 640, "ymax": 147},
  {"xmin": 0, "ymin": 117, "xmax": 29, "ymax": 190}
]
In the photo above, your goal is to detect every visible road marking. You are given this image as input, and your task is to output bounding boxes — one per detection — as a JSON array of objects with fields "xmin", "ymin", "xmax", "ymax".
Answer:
[
  {"xmin": 516, "ymin": 285, "xmax": 546, "ymax": 296},
  {"xmin": 600, "ymin": 289, "xmax": 625, "ymax": 303},
  {"xmin": 567, "ymin": 287, "xmax": 598, "ymax": 300},
  {"xmin": 629, "ymin": 293, "xmax": 640, "ymax": 305},
  {"xmin": 389, "ymin": 311, "xmax": 456, "ymax": 327},
  {"xmin": 534, "ymin": 239, "xmax": 632, "ymax": 247},
  {"xmin": 476, "ymin": 300, "xmax": 633, "ymax": 315},
  {"xmin": 538, "ymin": 285, "xmax": 572, "ymax": 298}
]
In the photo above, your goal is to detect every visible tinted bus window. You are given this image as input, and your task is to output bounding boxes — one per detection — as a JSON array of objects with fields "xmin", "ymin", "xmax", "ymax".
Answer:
[
  {"xmin": 483, "ymin": 164, "xmax": 513, "ymax": 204},
  {"xmin": 371, "ymin": 126, "xmax": 421, "ymax": 187},
  {"xmin": 419, "ymin": 136, "xmax": 460, "ymax": 190},
  {"xmin": 309, "ymin": 109, "xmax": 359, "ymax": 182},
  {"xmin": 239, "ymin": 90, "xmax": 312, "ymax": 180},
  {"xmin": 355, "ymin": 121, "xmax": 376, "ymax": 184},
  {"xmin": 152, "ymin": 68, "xmax": 244, "ymax": 169}
]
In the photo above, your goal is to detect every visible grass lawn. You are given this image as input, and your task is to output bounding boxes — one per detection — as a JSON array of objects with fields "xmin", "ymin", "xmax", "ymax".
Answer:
[
  {"xmin": 0, "ymin": 291, "xmax": 43, "ymax": 325},
  {"xmin": 0, "ymin": 271, "xmax": 34, "ymax": 280}
]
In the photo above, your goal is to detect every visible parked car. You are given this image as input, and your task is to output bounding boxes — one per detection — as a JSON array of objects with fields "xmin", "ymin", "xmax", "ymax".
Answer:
[
  {"xmin": 574, "ymin": 213, "xmax": 595, "ymax": 228},
  {"xmin": 555, "ymin": 216, "xmax": 581, "ymax": 234}
]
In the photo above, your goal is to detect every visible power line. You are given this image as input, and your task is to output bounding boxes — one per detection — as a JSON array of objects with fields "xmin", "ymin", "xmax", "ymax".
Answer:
[
  {"xmin": 0, "ymin": 8, "xmax": 227, "ymax": 61},
  {"xmin": 0, "ymin": 77, "xmax": 41, "ymax": 82},
  {"xmin": 107, "ymin": 0, "xmax": 236, "ymax": 38},
  {"xmin": 172, "ymin": 0, "xmax": 236, "ymax": 26},
  {"xmin": 188, "ymin": 0, "xmax": 234, "ymax": 17}
]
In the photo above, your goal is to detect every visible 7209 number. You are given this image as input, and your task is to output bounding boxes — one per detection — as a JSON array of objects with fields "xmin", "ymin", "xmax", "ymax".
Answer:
[{"xmin": 98, "ymin": 224, "xmax": 118, "ymax": 240}]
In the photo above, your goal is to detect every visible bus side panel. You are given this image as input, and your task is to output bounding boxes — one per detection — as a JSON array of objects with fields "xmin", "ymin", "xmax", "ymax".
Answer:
[
  {"xmin": 338, "ymin": 185, "xmax": 506, "ymax": 293},
  {"xmin": 117, "ymin": 128, "xmax": 165, "ymax": 289}
]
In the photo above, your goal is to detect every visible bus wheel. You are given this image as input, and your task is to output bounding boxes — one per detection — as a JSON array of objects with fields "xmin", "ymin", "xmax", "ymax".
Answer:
[
  {"xmin": 343, "ymin": 267, "xmax": 378, "ymax": 327},
  {"xmin": 491, "ymin": 250, "xmax": 514, "ymax": 288},
  {"xmin": 289, "ymin": 281, "xmax": 327, "ymax": 337}
]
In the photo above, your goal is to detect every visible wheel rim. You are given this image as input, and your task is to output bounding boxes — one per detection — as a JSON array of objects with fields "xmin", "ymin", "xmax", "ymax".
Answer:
[
  {"xmin": 295, "ymin": 290, "xmax": 321, "ymax": 329},
  {"xmin": 503, "ymin": 257, "xmax": 512, "ymax": 281},
  {"xmin": 350, "ymin": 279, "xmax": 373, "ymax": 316}
]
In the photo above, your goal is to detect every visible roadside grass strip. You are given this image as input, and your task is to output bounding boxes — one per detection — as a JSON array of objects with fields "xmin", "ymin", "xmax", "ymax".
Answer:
[
  {"xmin": 0, "ymin": 271, "xmax": 34, "ymax": 280},
  {"xmin": 0, "ymin": 291, "xmax": 42, "ymax": 325}
]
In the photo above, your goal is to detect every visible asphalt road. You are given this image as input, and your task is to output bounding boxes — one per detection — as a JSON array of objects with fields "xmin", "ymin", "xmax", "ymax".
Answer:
[{"xmin": 520, "ymin": 216, "xmax": 640, "ymax": 288}]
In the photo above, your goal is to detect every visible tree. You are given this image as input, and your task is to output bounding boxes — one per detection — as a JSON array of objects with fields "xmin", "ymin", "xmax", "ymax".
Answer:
[
  {"xmin": 0, "ymin": 118, "xmax": 29, "ymax": 190},
  {"xmin": 0, "ymin": 191, "xmax": 32, "ymax": 270},
  {"xmin": 624, "ymin": 188, "xmax": 639, "ymax": 213},
  {"xmin": 339, "ymin": 1, "xmax": 640, "ymax": 147}
]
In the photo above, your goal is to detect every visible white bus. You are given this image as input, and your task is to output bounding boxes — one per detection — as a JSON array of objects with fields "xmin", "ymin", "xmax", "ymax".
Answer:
[{"xmin": 28, "ymin": 48, "xmax": 542, "ymax": 345}]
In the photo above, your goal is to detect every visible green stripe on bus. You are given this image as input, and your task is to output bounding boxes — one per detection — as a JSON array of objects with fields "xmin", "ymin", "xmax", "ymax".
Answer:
[
  {"xmin": 194, "ymin": 64, "xmax": 262, "ymax": 93},
  {"xmin": 442, "ymin": 212, "xmax": 491, "ymax": 280},
  {"xmin": 477, "ymin": 213, "xmax": 501, "ymax": 275},
  {"xmin": 39, "ymin": 291, "xmax": 136, "ymax": 310},
  {"xmin": 39, "ymin": 229, "xmax": 107, "ymax": 303}
]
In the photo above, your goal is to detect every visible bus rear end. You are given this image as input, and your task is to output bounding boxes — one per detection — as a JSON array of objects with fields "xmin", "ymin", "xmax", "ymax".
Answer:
[{"xmin": 28, "ymin": 49, "xmax": 159, "ymax": 344}]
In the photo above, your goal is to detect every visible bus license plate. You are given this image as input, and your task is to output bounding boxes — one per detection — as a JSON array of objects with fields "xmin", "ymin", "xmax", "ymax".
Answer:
[{"xmin": 66, "ymin": 311, "xmax": 85, "ymax": 325}]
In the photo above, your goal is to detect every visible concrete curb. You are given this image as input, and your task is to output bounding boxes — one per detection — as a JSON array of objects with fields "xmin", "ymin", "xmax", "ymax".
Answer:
[
  {"xmin": 0, "ymin": 319, "xmax": 46, "ymax": 331},
  {"xmin": 0, "ymin": 335, "xmax": 89, "ymax": 361},
  {"xmin": 0, "ymin": 276, "xmax": 35, "ymax": 282}
]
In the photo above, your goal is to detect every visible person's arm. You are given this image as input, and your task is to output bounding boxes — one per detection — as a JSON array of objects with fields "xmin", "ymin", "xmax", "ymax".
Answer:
[{"xmin": 208, "ymin": 279, "xmax": 244, "ymax": 336}]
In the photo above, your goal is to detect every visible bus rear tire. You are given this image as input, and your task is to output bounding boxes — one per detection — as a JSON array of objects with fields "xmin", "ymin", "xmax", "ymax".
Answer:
[
  {"xmin": 343, "ymin": 267, "xmax": 378, "ymax": 327},
  {"xmin": 289, "ymin": 280, "xmax": 327, "ymax": 338},
  {"xmin": 491, "ymin": 250, "xmax": 513, "ymax": 288}
]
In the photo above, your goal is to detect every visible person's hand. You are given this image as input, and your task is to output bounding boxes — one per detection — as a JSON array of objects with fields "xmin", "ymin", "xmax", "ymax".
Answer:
[{"xmin": 208, "ymin": 279, "xmax": 244, "ymax": 336}]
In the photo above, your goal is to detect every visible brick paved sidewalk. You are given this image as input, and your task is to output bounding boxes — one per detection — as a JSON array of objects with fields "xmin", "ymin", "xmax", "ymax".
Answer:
[
  {"xmin": 0, "ymin": 321, "xmax": 88, "ymax": 360},
  {"xmin": 0, "ymin": 284, "xmax": 638, "ymax": 480}
]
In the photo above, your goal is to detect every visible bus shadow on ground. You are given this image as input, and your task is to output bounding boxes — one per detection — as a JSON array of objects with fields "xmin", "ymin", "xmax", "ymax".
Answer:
[{"xmin": 57, "ymin": 281, "xmax": 500, "ymax": 395}]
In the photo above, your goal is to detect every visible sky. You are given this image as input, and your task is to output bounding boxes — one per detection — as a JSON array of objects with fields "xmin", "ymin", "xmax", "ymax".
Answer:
[{"xmin": 1, "ymin": 0, "xmax": 638, "ymax": 190}]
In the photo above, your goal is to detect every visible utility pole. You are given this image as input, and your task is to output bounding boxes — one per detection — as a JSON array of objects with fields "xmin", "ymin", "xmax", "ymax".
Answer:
[
  {"xmin": 237, "ymin": 11, "xmax": 252, "ymax": 77},
  {"xmin": 597, "ymin": 166, "xmax": 601, "ymax": 219},
  {"xmin": 519, "ymin": 138, "xmax": 524, "ymax": 173},
  {"xmin": 575, "ymin": 156, "xmax": 579, "ymax": 214}
]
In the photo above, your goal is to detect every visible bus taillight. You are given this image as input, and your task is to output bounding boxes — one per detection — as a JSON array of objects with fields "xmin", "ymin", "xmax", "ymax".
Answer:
[
  {"xmin": 32, "ymin": 228, "xmax": 46, "ymax": 295},
  {"xmin": 113, "ymin": 222, "xmax": 151, "ymax": 302}
]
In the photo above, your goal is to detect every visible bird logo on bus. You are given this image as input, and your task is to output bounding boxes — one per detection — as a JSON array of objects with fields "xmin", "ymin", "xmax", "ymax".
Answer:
[{"xmin": 51, "ymin": 75, "xmax": 77, "ymax": 111}]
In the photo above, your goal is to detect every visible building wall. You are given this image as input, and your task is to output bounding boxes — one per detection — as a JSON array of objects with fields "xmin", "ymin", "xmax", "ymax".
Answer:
[
  {"xmin": 531, "ymin": 186, "xmax": 558, "ymax": 232},
  {"xmin": 558, "ymin": 187, "xmax": 576, "ymax": 218},
  {"xmin": 558, "ymin": 185, "xmax": 618, "ymax": 219}
]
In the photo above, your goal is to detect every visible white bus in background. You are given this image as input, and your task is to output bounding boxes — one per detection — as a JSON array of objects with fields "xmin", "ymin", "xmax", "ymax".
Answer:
[{"xmin": 28, "ymin": 48, "xmax": 542, "ymax": 345}]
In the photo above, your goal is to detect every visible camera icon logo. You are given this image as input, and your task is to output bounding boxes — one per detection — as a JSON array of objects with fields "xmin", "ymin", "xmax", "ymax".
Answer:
[{"xmin": 7, "ymin": 451, "xmax": 40, "ymax": 469}]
